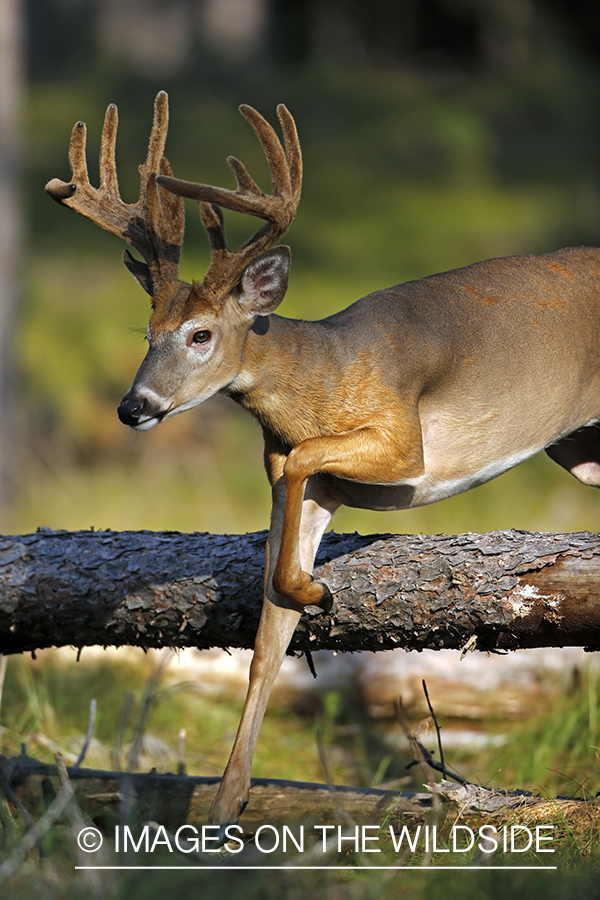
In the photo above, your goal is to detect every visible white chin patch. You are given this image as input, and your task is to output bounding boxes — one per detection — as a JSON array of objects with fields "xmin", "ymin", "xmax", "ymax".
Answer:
[{"xmin": 133, "ymin": 417, "xmax": 160, "ymax": 432}]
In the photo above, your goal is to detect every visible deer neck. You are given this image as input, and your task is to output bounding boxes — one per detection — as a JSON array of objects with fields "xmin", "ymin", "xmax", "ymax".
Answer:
[{"xmin": 224, "ymin": 315, "xmax": 335, "ymax": 445}]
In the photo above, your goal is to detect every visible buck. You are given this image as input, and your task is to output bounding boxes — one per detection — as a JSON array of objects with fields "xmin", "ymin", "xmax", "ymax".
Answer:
[{"xmin": 47, "ymin": 92, "xmax": 600, "ymax": 833}]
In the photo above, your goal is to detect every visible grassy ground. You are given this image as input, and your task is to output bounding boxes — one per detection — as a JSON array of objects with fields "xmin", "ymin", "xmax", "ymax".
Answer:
[{"xmin": 1, "ymin": 647, "xmax": 600, "ymax": 896}]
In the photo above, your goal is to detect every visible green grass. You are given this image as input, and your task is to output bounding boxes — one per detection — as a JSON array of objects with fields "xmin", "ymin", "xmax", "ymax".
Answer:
[
  {"xmin": 2, "ymin": 650, "xmax": 600, "ymax": 803},
  {"xmin": 1, "ymin": 650, "xmax": 600, "ymax": 897},
  {"xmin": 455, "ymin": 669, "xmax": 600, "ymax": 799}
]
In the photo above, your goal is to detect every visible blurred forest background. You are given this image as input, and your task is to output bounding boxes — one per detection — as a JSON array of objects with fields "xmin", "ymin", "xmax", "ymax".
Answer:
[
  {"xmin": 4, "ymin": 2, "xmax": 600, "ymax": 892},
  {"xmin": 4, "ymin": 0, "xmax": 600, "ymax": 538}
]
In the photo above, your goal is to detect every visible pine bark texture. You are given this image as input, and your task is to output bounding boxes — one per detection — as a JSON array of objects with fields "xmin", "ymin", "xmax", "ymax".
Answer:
[{"xmin": 1, "ymin": 528, "xmax": 600, "ymax": 656}]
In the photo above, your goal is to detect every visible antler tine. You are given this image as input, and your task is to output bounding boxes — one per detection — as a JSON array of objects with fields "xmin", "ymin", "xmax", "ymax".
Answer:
[
  {"xmin": 226, "ymin": 156, "xmax": 262, "ymax": 196},
  {"xmin": 139, "ymin": 91, "xmax": 170, "ymax": 205},
  {"xmin": 199, "ymin": 202, "xmax": 229, "ymax": 252},
  {"xmin": 277, "ymin": 104, "xmax": 302, "ymax": 204},
  {"xmin": 68, "ymin": 120, "xmax": 92, "ymax": 188},
  {"xmin": 156, "ymin": 104, "xmax": 302, "ymax": 298},
  {"xmin": 99, "ymin": 103, "xmax": 119, "ymax": 195},
  {"xmin": 238, "ymin": 104, "xmax": 290, "ymax": 197},
  {"xmin": 46, "ymin": 92, "xmax": 184, "ymax": 296}
]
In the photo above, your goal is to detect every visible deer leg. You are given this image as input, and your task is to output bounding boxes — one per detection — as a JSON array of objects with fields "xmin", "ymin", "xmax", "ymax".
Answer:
[
  {"xmin": 209, "ymin": 476, "xmax": 339, "ymax": 833},
  {"xmin": 546, "ymin": 422, "xmax": 600, "ymax": 486},
  {"xmin": 273, "ymin": 422, "xmax": 423, "ymax": 607}
]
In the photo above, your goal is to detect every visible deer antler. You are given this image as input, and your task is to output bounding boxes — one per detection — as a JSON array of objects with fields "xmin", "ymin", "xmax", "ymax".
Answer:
[
  {"xmin": 45, "ymin": 91, "xmax": 184, "ymax": 296},
  {"xmin": 156, "ymin": 103, "xmax": 302, "ymax": 301}
]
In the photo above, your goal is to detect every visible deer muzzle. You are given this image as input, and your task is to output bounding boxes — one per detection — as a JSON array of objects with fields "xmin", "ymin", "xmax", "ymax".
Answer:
[{"xmin": 117, "ymin": 391, "xmax": 168, "ymax": 430}]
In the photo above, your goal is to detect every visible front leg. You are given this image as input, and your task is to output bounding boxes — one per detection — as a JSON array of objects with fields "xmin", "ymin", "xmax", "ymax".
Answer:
[
  {"xmin": 209, "ymin": 474, "xmax": 340, "ymax": 831},
  {"xmin": 273, "ymin": 416, "xmax": 424, "ymax": 607}
]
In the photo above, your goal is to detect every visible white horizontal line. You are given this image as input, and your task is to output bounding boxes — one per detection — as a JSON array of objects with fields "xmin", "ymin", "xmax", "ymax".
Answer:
[{"xmin": 75, "ymin": 866, "xmax": 558, "ymax": 871}]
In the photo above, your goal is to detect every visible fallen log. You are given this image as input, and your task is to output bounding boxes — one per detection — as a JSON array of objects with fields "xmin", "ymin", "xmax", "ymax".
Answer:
[
  {"xmin": 1, "ymin": 528, "xmax": 600, "ymax": 656},
  {"xmin": 2, "ymin": 755, "xmax": 597, "ymax": 840},
  {"xmin": 2, "ymin": 752, "xmax": 419, "ymax": 830}
]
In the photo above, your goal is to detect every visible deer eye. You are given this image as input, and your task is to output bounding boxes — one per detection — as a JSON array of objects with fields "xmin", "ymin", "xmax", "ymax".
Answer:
[{"xmin": 191, "ymin": 329, "xmax": 211, "ymax": 345}]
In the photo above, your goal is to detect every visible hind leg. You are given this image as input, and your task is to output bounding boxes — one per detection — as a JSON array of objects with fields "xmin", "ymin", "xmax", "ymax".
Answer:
[{"xmin": 545, "ymin": 422, "xmax": 600, "ymax": 486}]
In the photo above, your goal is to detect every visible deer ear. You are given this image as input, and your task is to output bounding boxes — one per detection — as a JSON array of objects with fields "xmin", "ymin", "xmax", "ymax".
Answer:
[
  {"xmin": 123, "ymin": 249, "xmax": 153, "ymax": 295},
  {"xmin": 239, "ymin": 247, "xmax": 290, "ymax": 315}
]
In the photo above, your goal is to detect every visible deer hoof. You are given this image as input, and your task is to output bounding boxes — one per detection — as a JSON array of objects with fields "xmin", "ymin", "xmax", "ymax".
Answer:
[
  {"xmin": 316, "ymin": 581, "xmax": 333, "ymax": 614},
  {"xmin": 214, "ymin": 823, "xmax": 231, "ymax": 847},
  {"xmin": 211, "ymin": 801, "xmax": 247, "ymax": 847}
]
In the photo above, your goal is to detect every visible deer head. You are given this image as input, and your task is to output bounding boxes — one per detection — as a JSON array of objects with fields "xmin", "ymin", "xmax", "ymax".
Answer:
[{"xmin": 46, "ymin": 92, "xmax": 302, "ymax": 430}]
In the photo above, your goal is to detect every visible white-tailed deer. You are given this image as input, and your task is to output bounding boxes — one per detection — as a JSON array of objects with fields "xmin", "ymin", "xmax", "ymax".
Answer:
[{"xmin": 47, "ymin": 92, "xmax": 600, "ymax": 834}]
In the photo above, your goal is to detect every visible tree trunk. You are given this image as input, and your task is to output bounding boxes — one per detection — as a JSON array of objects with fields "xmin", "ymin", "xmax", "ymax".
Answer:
[
  {"xmin": 0, "ymin": 0, "xmax": 23, "ymax": 515},
  {"xmin": 1, "ymin": 528, "xmax": 600, "ymax": 656}
]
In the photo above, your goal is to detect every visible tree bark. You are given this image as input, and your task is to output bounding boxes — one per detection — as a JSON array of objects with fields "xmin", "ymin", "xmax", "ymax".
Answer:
[{"xmin": 1, "ymin": 528, "xmax": 600, "ymax": 656}]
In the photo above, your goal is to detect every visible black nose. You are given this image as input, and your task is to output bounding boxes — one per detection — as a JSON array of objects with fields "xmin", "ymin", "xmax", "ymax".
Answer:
[{"xmin": 118, "ymin": 397, "xmax": 146, "ymax": 426}]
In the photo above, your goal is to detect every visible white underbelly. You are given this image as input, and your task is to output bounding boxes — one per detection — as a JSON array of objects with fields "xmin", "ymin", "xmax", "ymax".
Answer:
[
  {"xmin": 408, "ymin": 446, "xmax": 541, "ymax": 507},
  {"xmin": 406, "ymin": 401, "xmax": 590, "ymax": 508}
]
